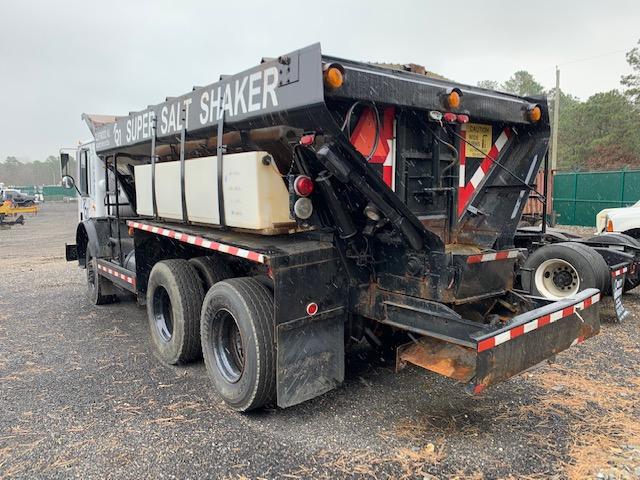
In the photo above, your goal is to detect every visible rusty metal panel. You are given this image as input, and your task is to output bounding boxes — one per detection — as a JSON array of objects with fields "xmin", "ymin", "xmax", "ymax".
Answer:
[
  {"xmin": 522, "ymin": 169, "xmax": 551, "ymax": 217},
  {"xmin": 397, "ymin": 337, "xmax": 476, "ymax": 382}
]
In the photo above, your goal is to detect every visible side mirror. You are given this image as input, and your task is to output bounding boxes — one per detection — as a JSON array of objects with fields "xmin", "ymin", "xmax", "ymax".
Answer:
[
  {"xmin": 61, "ymin": 175, "xmax": 76, "ymax": 190},
  {"xmin": 60, "ymin": 152, "xmax": 71, "ymax": 176}
]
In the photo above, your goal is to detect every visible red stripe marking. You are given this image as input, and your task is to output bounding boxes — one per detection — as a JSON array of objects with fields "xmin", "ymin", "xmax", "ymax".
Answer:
[
  {"xmin": 467, "ymin": 255, "xmax": 482, "ymax": 264},
  {"xmin": 477, "ymin": 338, "xmax": 496, "ymax": 353},
  {"xmin": 537, "ymin": 314, "xmax": 551, "ymax": 327},
  {"xmin": 457, "ymin": 128, "xmax": 467, "ymax": 214},
  {"xmin": 465, "ymin": 250, "xmax": 519, "ymax": 264},
  {"xmin": 477, "ymin": 292, "xmax": 601, "ymax": 353},
  {"xmin": 510, "ymin": 325, "xmax": 525, "ymax": 339},
  {"xmin": 127, "ymin": 221, "xmax": 266, "ymax": 264},
  {"xmin": 383, "ymin": 165, "xmax": 393, "ymax": 187},
  {"xmin": 458, "ymin": 128, "xmax": 511, "ymax": 216}
]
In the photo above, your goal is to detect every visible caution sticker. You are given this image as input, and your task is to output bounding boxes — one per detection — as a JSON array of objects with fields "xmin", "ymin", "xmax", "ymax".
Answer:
[{"xmin": 465, "ymin": 123, "xmax": 492, "ymax": 158}]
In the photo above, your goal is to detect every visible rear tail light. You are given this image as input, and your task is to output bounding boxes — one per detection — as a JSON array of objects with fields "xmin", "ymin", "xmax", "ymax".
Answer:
[
  {"xmin": 294, "ymin": 175, "xmax": 314, "ymax": 197},
  {"xmin": 306, "ymin": 302, "xmax": 319, "ymax": 316},
  {"xmin": 300, "ymin": 133, "xmax": 316, "ymax": 146},
  {"xmin": 456, "ymin": 114, "xmax": 469, "ymax": 124},
  {"xmin": 294, "ymin": 197, "xmax": 313, "ymax": 219},
  {"xmin": 443, "ymin": 112, "xmax": 457, "ymax": 123}
]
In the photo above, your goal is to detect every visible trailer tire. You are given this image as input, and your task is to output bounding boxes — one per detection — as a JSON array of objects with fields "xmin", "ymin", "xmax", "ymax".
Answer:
[
  {"xmin": 201, "ymin": 277, "xmax": 275, "ymax": 412},
  {"xmin": 147, "ymin": 259, "xmax": 205, "ymax": 364},
  {"xmin": 567, "ymin": 242, "xmax": 610, "ymax": 294},
  {"xmin": 524, "ymin": 242, "xmax": 602, "ymax": 300},
  {"xmin": 188, "ymin": 256, "xmax": 233, "ymax": 292},
  {"xmin": 86, "ymin": 251, "xmax": 116, "ymax": 305},
  {"xmin": 587, "ymin": 233, "xmax": 640, "ymax": 292}
]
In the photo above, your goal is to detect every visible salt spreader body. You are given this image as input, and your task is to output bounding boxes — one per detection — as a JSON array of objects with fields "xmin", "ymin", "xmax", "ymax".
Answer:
[{"xmin": 62, "ymin": 44, "xmax": 601, "ymax": 410}]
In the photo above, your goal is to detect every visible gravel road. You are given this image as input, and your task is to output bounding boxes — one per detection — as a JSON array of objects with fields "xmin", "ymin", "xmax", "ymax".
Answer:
[{"xmin": 1, "ymin": 203, "xmax": 638, "ymax": 479}]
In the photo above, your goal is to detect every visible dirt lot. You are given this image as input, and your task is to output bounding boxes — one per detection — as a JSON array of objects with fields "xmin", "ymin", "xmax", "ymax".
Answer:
[{"xmin": 1, "ymin": 203, "xmax": 639, "ymax": 479}]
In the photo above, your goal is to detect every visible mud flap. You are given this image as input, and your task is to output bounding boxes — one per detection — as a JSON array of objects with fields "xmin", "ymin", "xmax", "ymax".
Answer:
[
  {"xmin": 65, "ymin": 243, "xmax": 78, "ymax": 261},
  {"xmin": 611, "ymin": 265, "xmax": 630, "ymax": 322},
  {"xmin": 276, "ymin": 309, "xmax": 345, "ymax": 408},
  {"xmin": 470, "ymin": 288, "xmax": 600, "ymax": 393}
]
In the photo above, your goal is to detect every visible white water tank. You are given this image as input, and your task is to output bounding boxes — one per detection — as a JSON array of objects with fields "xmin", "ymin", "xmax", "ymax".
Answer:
[{"xmin": 135, "ymin": 151, "xmax": 293, "ymax": 231}]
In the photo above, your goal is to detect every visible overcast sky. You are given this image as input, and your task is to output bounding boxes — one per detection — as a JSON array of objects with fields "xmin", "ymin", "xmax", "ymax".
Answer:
[{"xmin": 1, "ymin": 0, "xmax": 638, "ymax": 161}]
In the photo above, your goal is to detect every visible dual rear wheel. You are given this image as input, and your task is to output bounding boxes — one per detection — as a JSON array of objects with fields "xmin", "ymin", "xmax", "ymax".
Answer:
[
  {"xmin": 145, "ymin": 257, "xmax": 275, "ymax": 411},
  {"xmin": 524, "ymin": 242, "xmax": 609, "ymax": 299}
]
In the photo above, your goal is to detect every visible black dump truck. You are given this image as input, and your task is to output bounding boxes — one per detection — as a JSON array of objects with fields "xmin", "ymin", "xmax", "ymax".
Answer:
[{"xmin": 62, "ymin": 44, "xmax": 605, "ymax": 411}]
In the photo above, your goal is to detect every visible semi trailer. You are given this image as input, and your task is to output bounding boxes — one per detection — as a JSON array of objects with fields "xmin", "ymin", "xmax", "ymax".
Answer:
[{"xmin": 62, "ymin": 44, "xmax": 605, "ymax": 411}]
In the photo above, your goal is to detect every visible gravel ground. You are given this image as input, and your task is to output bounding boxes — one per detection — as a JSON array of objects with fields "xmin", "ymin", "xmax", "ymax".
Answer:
[{"xmin": 1, "ymin": 203, "xmax": 639, "ymax": 479}]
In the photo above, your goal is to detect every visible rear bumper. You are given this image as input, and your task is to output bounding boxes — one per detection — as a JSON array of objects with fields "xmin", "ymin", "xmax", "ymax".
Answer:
[{"xmin": 397, "ymin": 288, "xmax": 600, "ymax": 393}]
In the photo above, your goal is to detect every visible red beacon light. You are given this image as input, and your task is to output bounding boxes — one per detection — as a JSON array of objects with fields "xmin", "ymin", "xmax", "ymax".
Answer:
[{"xmin": 294, "ymin": 175, "xmax": 314, "ymax": 197}]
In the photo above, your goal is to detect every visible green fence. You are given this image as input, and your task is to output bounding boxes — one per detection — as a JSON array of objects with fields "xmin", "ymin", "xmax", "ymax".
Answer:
[
  {"xmin": 42, "ymin": 185, "xmax": 74, "ymax": 201},
  {"xmin": 10, "ymin": 185, "xmax": 74, "ymax": 202},
  {"xmin": 553, "ymin": 170, "xmax": 640, "ymax": 226}
]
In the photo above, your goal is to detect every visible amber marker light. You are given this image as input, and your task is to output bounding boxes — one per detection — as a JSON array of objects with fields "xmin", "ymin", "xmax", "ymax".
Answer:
[
  {"xmin": 528, "ymin": 105, "xmax": 542, "ymax": 123},
  {"xmin": 323, "ymin": 64, "xmax": 344, "ymax": 90},
  {"xmin": 447, "ymin": 90, "xmax": 461, "ymax": 109}
]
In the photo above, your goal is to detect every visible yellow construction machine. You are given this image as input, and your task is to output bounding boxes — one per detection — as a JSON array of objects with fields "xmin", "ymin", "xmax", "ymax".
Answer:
[{"xmin": 0, "ymin": 200, "xmax": 39, "ymax": 228}]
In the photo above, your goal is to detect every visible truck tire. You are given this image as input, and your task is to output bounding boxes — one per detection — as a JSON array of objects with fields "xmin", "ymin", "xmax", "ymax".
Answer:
[
  {"xmin": 567, "ymin": 242, "xmax": 610, "ymax": 294},
  {"xmin": 200, "ymin": 277, "xmax": 276, "ymax": 412},
  {"xmin": 587, "ymin": 233, "xmax": 640, "ymax": 292},
  {"xmin": 188, "ymin": 256, "xmax": 233, "ymax": 292},
  {"xmin": 86, "ymin": 251, "xmax": 116, "ymax": 305},
  {"xmin": 147, "ymin": 259, "xmax": 205, "ymax": 364},
  {"xmin": 523, "ymin": 242, "xmax": 602, "ymax": 300}
]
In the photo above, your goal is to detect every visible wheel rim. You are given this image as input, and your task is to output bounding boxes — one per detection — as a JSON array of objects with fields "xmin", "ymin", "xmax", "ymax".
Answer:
[
  {"xmin": 534, "ymin": 258, "xmax": 580, "ymax": 299},
  {"xmin": 152, "ymin": 286, "xmax": 173, "ymax": 342},
  {"xmin": 212, "ymin": 309, "xmax": 245, "ymax": 383}
]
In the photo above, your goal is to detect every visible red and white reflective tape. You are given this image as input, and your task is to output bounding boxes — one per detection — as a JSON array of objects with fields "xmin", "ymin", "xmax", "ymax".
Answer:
[
  {"xmin": 611, "ymin": 266, "xmax": 628, "ymax": 278},
  {"xmin": 477, "ymin": 292, "xmax": 600, "ymax": 353},
  {"xmin": 127, "ymin": 221, "xmax": 266, "ymax": 264},
  {"xmin": 458, "ymin": 127, "xmax": 512, "ymax": 216},
  {"xmin": 466, "ymin": 249, "xmax": 519, "ymax": 264},
  {"xmin": 97, "ymin": 263, "xmax": 135, "ymax": 286}
]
